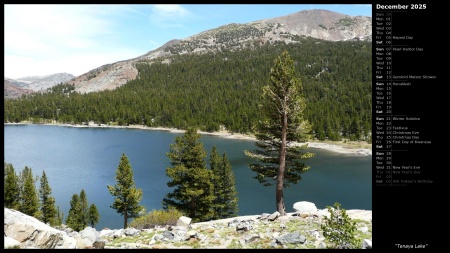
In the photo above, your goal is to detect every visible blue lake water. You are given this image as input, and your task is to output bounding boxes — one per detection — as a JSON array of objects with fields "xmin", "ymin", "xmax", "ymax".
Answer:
[{"xmin": 4, "ymin": 124, "xmax": 371, "ymax": 229}]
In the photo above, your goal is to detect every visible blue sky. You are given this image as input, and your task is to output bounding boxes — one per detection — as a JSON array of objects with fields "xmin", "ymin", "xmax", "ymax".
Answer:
[{"xmin": 4, "ymin": 4, "xmax": 372, "ymax": 79}]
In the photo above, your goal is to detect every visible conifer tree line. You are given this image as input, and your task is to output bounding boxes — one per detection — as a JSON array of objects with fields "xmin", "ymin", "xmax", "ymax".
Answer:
[
  {"xmin": 4, "ymin": 162, "xmax": 99, "ymax": 231},
  {"xmin": 4, "ymin": 38, "xmax": 372, "ymax": 142},
  {"xmin": 4, "ymin": 163, "xmax": 63, "ymax": 227}
]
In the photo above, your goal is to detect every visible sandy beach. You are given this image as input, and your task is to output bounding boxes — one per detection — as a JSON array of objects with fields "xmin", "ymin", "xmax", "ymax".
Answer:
[{"xmin": 5, "ymin": 122, "xmax": 372, "ymax": 156}]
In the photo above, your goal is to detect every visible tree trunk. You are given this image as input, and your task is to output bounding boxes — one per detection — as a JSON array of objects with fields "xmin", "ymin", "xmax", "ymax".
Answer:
[
  {"xmin": 277, "ymin": 109, "xmax": 288, "ymax": 216},
  {"xmin": 124, "ymin": 207, "xmax": 127, "ymax": 229}
]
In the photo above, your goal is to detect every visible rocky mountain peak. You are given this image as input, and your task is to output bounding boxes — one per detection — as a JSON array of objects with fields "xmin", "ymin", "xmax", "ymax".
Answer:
[{"xmin": 6, "ymin": 9, "xmax": 371, "ymax": 96}]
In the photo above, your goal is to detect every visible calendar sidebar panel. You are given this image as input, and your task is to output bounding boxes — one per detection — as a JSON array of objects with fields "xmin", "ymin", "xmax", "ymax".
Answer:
[{"xmin": 373, "ymin": 2, "xmax": 440, "ymax": 250}]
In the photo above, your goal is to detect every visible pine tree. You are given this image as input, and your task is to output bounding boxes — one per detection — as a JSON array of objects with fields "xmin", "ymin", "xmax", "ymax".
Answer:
[
  {"xmin": 107, "ymin": 153, "xmax": 145, "ymax": 229},
  {"xmin": 210, "ymin": 146, "xmax": 238, "ymax": 219},
  {"xmin": 39, "ymin": 170, "xmax": 57, "ymax": 226},
  {"xmin": 4, "ymin": 162, "xmax": 21, "ymax": 210},
  {"xmin": 88, "ymin": 204, "xmax": 100, "ymax": 229},
  {"xmin": 163, "ymin": 127, "xmax": 215, "ymax": 222},
  {"xmin": 65, "ymin": 189, "xmax": 92, "ymax": 231},
  {"xmin": 19, "ymin": 166, "xmax": 40, "ymax": 218},
  {"xmin": 166, "ymin": 127, "xmax": 207, "ymax": 169},
  {"xmin": 56, "ymin": 206, "xmax": 64, "ymax": 227},
  {"xmin": 79, "ymin": 189, "xmax": 89, "ymax": 228},
  {"xmin": 219, "ymin": 152, "xmax": 239, "ymax": 217},
  {"xmin": 245, "ymin": 50, "xmax": 315, "ymax": 215},
  {"xmin": 321, "ymin": 202, "xmax": 360, "ymax": 249},
  {"xmin": 209, "ymin": 145, "xmax": 224, "ymax": 219},
  {"xmin": 66, "ymin": 193, "xmax": 83, "ymax": 231}
]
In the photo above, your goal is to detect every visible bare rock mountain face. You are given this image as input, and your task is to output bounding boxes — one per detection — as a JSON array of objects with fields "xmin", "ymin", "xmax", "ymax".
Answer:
[
  {"xmin": 66, "ymin": 61, "xmax": 138, "ymax": 94},
  {"xmin": 67, "ymin": 9, "xmax": 371, "ymax": 94},
  {"xmin": 262, "ymin": 9, "xmax": 372, "ymax": 41}
]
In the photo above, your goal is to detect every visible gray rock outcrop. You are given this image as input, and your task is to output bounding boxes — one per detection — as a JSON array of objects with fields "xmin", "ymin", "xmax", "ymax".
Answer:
[
  {"xmin": 4, "ymin": 208, "xmax": 76, "ymax": 249},
  {"xmin": 276, "ymin": 231, "xmax": 307, "ymax": 245}
]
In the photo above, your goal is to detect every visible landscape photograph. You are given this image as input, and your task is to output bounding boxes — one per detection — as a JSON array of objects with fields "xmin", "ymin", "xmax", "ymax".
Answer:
[{"xmin": 4, "ymin": 4, "xmax": 372, "ymax": 249}]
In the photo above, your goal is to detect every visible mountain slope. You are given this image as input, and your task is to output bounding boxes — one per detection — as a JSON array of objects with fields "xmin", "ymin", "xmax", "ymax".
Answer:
[
  {"xmin": 15, "ymin": 73, "xmax": 75, "ymax": 91},
  {"xmin": 67, "ymin": 9, "xmax": 371, "ymax": 94},
  {"xmin": 4, "ymin": 73, "xmax": 75, "ymax": 99},
  {"xmin": 4, "ymin": 78, "xmax": 34, "ymax": 99}
]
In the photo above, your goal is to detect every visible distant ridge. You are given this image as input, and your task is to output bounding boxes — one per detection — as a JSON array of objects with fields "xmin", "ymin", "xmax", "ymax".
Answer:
[
  {"xmin": 4, "ymin": 73, "xmax": 75, "ymax": 99},
  {"xmin": 4, "ymin": 9, "xmax": 371, "ymax": 96}
]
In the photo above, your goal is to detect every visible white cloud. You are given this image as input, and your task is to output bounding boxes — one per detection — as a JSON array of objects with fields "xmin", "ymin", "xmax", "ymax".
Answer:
[
  {"xmin": 5, "ymin": 49, "xmax": 140, "ymax": 79},
  {"xmin": 153, "ymin": 4, "xmax": 190, "ymax": 17},
  {"xmin": 149, "ymin": 4, "xmax": 193, "ymax": 27},
  {"xmin": 5, "ymin": 5, "xmax": 111, "ymax": 51},
  {"xmin": 4, "ymin": 4, "xmax": 142, "ymax": 79}
]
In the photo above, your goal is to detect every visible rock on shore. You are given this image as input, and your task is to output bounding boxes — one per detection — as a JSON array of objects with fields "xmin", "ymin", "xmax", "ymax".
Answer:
[{"xmin": 4, "ymin": 202, "xmax": 372, "ymax": 249}]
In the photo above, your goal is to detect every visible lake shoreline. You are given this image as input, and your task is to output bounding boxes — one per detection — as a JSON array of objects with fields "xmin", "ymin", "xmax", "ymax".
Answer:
[{"xmin": 4, "ymin": 122, "xmax": 372, "ymax": 156}]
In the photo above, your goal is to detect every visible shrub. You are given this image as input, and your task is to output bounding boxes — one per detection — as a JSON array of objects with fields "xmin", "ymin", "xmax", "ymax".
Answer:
[
  {"xmin": 321, "ymin": 202, "xmax": 360, "ymax": 249},
  {"xmin": 6, "ymin": 245, "xmax": 21, "ymax": 249},
  {"xmin": 130, "ymin": 207, "xmax": 184, "ymax": 229}
]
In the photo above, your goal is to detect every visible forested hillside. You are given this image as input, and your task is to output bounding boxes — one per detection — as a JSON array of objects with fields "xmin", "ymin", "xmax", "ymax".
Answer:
[{"xmin": 3, "ymin": 37, "xmax": 371, "ymax": 142}]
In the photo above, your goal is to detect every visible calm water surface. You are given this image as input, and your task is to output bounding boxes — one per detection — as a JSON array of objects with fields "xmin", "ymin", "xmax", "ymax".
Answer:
[{"xmin": 4, "ymin": 124, "xmax": 371, "ymax": 229}]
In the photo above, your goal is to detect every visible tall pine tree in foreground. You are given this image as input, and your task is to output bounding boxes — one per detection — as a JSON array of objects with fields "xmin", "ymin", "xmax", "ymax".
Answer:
[
  {"xmin": 163, "ymin": 127, "xmax": 215, "ymax": 222},
  {"xmin": 66, "ymin": 189, "xmax": 97, "ymax": 231},
  {"xmin": 39, "ymin": 170, "xmax": 58, "ymax": 226},
  {"xmin": 66, "ymin": 193, "xmax": 82, "ymax": 231},
  {"xmin": 107, "ymin": 153, "xmax": 145, "ymax": 229},
  {"xmin": 79, "ymin": 189, "xmax": 89, "ymax": 229},
  {"xmin": 19, "ymin": 166, "xmax": 40, "ymax": 218},
  {"xmin": 88, "ymin": 204, "xmax": 100, "ymax": 229},
  {"xmin": 210, "ymin": 145, "xmax": 238, "ymax": 219},
  {"xmin": 245, "ymin": 50, "xmax": 315, "ymax": 216}
]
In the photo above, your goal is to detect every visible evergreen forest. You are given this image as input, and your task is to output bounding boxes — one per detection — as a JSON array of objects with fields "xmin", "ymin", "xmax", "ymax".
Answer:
[{"xmin": 3, "ymin": 37, "xmax": 372, "ymax": 142}]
